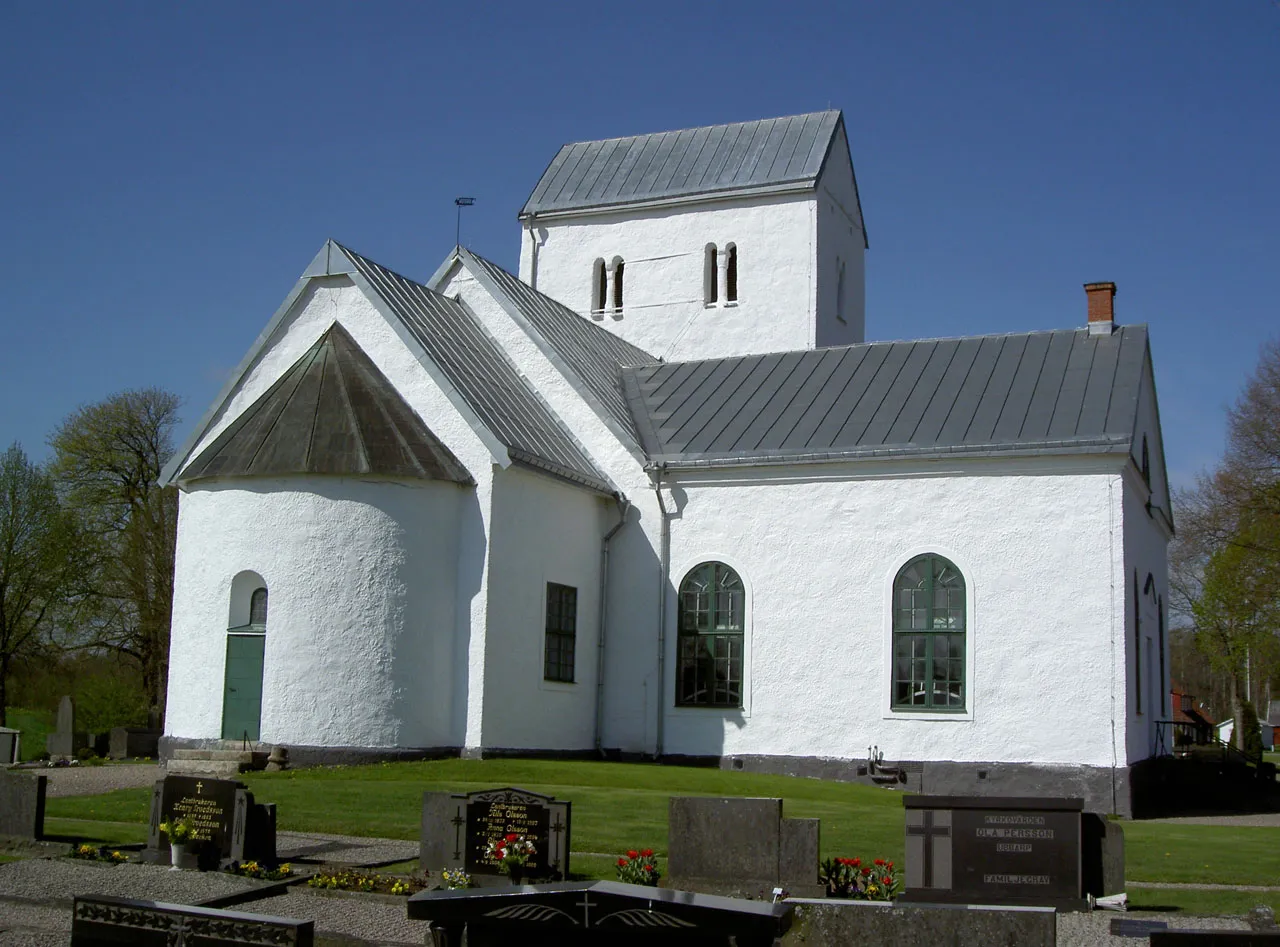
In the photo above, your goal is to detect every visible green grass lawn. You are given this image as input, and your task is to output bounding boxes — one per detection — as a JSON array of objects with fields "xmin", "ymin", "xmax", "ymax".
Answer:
[
  {"xmin": 3, "ymin": 707, "xmax": 54, "ymax": 761},
  {"xmin": 41, "ymin": 758, "xmax": 1280, "ymax": 892},
  {"xmin": 1128, "ymin": 888, "xmax": 1280, "ymax": 916}
]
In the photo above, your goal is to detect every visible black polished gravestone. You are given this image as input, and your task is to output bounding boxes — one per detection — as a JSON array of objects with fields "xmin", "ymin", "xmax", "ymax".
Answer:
[
  {"xmin": 144, "ymin": 775, "xmax": 276, "ymax": 870},
  {"xmin": 423, "ymin": 787, "xmax": 570, "ymax": 885},
  {"xmin": 407, "ymin": 880, "xmax": 792, "ymax": 947},
  {"xmin": 900, "ymin": 795, "xmax": 1087, "ymax": 909},
  {"xmin": 72, "ymin": 895, "xmax": 312, "ymax": 947}
]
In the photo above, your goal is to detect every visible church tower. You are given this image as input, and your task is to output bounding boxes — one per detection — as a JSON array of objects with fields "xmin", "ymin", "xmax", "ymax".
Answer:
[{"xmin": 518, "ymin": 110, "xmax": 867, "ymax": 363}]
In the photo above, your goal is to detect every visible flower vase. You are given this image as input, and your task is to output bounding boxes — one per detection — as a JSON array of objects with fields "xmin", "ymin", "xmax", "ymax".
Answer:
[
  {"xmin": 507, "ymin": 864, "xmax": 524, "ymax": 886},
  {"xmin": 169, "ymin": 843, "xmax": 186, "ymax": 871}
]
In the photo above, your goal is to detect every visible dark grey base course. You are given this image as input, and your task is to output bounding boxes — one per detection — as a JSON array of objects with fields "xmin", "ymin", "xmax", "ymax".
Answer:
[
  {"xmin": 716, "ymin": 754, "xmax": 1133, "ymax": 817},
  {"xmin": 160, "ymin": 737, "xmax": 1132, "ymax": 815}
]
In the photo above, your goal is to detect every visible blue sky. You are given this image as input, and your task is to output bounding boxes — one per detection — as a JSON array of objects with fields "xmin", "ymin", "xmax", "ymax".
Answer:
[{"xmin": 2, "ymin": 2, "xmax": 1276, "ymax": 488}]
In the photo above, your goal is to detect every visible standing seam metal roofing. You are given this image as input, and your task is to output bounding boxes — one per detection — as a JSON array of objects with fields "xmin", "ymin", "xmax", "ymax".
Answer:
[
  {"xmin": 451, "ymin": 248, "xmax": 658, "ymax": 452},
  {"xmin": 621, "ymin": 326, "xmax": 1149, "ymax": 466},
  {"xmin": 521, "ymin": 111, "xmax": 842, "ymax": 216},
  {"xmin": 333, "ymin": 243, "xmax": 613, "ymax": 493}
]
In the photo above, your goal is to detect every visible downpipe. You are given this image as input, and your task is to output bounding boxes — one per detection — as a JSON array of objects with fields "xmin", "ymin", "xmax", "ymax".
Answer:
[{"xmin": 654, "ymin": 466, "xmax": 672, "ymax": 759}]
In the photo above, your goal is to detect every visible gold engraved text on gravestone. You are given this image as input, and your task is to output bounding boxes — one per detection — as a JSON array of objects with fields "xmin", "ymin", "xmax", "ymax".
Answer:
[
  {"xmin": 171, "ymin": 797, "xmax": 225, "ymax": 843},
  {"xmin": 476, "ymin": 802, "xmax": 540, "ymax": 868}
]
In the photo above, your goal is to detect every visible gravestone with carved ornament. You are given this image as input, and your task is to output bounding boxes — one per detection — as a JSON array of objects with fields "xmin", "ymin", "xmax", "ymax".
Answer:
[
  {"xmin": 144, "ymin": 774, "xmax": 276, "ymax": 869},
  {"xmin": 421, "ymin": 786, "xmax": 570, "ymax": 885}
]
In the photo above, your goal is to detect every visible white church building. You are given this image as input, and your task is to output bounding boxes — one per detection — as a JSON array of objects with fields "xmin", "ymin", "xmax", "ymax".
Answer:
[{"xmin": 160, "ymin": 110, "xmax": 1173, "ymax": 815}]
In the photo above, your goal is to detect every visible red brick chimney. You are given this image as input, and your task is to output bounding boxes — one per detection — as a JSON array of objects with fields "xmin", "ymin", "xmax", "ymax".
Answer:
[{"xmin": 1085, "ymin": 282, "xmax": 1116, "ymax": 335}]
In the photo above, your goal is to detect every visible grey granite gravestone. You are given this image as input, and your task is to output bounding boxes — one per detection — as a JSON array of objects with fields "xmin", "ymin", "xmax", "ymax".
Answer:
[
  {"xmin": 424, "ymin": 787, "xmax": 571, "ymax": 885},
  {"xmin": 780, "ymin": 901, "xmax": 1055, "ymax": 947},
  {"xmin": 900, "ymin": 795, "xmax": 1087, "ymax": 909},
  {"xmin": 45, "ymin": 695, "xmax": 87, "ymax": 759},
  {"xmin": 108, "ymin": 726, "xmax": 160, "ymax": 760},
  {"xmin": 144, "ymin": 775, "xmax": 275, "ymax": 869},
  {"xmin": 72, "ymin": 895, "xmax": 313, "ymax": 947},
  {"xmin": 667, "ymin": 796, "xmax": 822, "ymax": 898},
  {"xmin": 0, "ymin": 768, "xmax": 46, "ymax": 839},
  {"xmin": 0, "ymin": 726, "xmax": 18, "ymax": 764}
]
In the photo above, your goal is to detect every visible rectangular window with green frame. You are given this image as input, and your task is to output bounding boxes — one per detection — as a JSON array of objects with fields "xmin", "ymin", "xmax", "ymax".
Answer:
[
  {"xmin": 892, "ymin": 554, "xmax": 966, "ymax": 710},
  {"xmin": 544, "ymin": 582, "xmax": 577, "ymax": 683}
]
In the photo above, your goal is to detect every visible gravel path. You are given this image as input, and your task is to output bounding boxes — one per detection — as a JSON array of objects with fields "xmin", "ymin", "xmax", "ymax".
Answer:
[
  {"xmin": 253, "ymin": 889, "xmax": 428, "ymax": 944},
  {"xmin": 1057, "ymin": 911, "xmax": 1252, "ymax": 946},
  {"xmin": 0, "ymin": 859, "xmax": 255, "ymax": 905},
  {"xmin": 13, "ymin": 763, "xmax": 163, "ymax": 798},
  {"xmin": 1142, "ymin": 812, "xmax": 1280, "ymax": 827},
  {"xmin": 276, "ymin": 831, "xmax": 418, "ymax": 867}
]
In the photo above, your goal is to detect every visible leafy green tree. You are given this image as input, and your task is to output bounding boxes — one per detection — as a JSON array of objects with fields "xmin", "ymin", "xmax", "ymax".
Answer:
[
  {"xmin": 0, "ymin": 443, "xmax": 83, "ymax": 726},
  {"xmin": 49, "ymin": 388, "xmax": 180, "ymax": 722}
]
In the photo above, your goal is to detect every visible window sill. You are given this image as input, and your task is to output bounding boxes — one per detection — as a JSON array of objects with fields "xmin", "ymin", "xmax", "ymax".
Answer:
[
  {"xmin": 590, "ymin": 311, "xmax": 605, "ymax": 322},
  {"xmin": 883, "ymin": 707, "xmax": 972, "ymax": 721},
  {"xmin": 538, "ymin": 678, "xmax": 579, "ymax": 695}
]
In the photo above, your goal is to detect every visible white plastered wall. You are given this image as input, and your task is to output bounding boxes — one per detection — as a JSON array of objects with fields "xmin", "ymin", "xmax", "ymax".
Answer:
[
  {"xmin": 520, "ymin": 195, "xmax": 820, "ymax": 362},
  {"xmin": 166, "ymin": 477, "xmax": 464, "ymax": 747},
  {"xmin": 654, "ymin": 460, "xmax": 1128, "ymax": 768},
  {"xmin": 436, "ymin": 260, "xmax": 666, "ymax": 753},
  {"xmin": 815, "ymin": 131, "xmax": 867, "ymax": 347},
  {"xmin": 1122, "ymin": 360, "xmax": 1174, "ymax": 764},
  {"xmin": 480, "ymin": 464, "xmax": 607, "ymax": 749},
  {"xmin": 166, "ymin": 276, "xmax": 499, "ymax": 750}
]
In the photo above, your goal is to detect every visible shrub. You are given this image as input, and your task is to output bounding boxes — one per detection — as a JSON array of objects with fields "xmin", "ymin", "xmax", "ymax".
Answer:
[{"xmin": 1240, "ymin": 701, "xmax": 1264, "ymax": 760}]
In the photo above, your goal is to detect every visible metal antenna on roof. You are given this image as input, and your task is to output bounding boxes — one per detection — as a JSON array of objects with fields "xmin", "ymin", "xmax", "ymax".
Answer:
[{"xmin": 454, "ymin": 197, "xmax": 475, "ymax": 248}]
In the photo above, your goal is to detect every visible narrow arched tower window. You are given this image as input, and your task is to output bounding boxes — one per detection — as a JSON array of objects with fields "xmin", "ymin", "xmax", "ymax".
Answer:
[
  {"xmin": 726, "ymin": 244, "xmax": 738, "ymax": 302},
  {"xmin": 612, "ymin": 259, "xmax": 625, "ymax": 312},
  {"xmin": 1141, "ymin": 436, "xmax": 1151, "ymax": 488},
  {"xmin": 705, "ymin": 245, "xmax": 718, "ymax": 305},
  {"xmin": 592, "ymin": 259, "xmax": 607, "ymax": 314}
]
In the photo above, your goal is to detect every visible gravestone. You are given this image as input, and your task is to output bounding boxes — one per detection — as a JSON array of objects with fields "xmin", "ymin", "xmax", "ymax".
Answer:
[
  {"xmin": 667, "ymin": 796, "xmax": 822, "ymax": 898},
  {"xmin": 0, "ymin": 769, "xmax": 46, "ymax": 839},
  {"xmin": 899, "ymin": 795, "xmax": 1086, "ymax": 909},
  {"xmin": 423, "ymin": 787, "xmax": 570, "ymax": 884},
  {"xmin": 0, "ymin": 726, "xmax": 19, "ymax": 764},
  {"xmin": 72, "ymin": 895, "xmax": 312, "ymax": 947},
  {"xmin": 408, "ymin": 880, "xmax": 792, "ymax": 947},
  {"xmin": 144, "ymin": 775, "xmax": 275, "ymax": 869},
  {"xmin": 45, "ymin": 695, "xmax": 87, "ymax": 759},
  {"xmin": 108, "ymin": 726, "xmax": 161, "ymax": 760}
]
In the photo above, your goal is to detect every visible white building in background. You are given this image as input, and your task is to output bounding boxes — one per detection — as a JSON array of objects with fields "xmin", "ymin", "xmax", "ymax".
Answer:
[{"xmin": 160, "ymin": 111, "xmax": 1173, "ymax": 815}]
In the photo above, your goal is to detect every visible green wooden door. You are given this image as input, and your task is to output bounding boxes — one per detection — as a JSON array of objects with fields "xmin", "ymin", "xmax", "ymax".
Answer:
[{"xmin": 221, "ymin": 634, "xmax": 265, "ymax": 741}]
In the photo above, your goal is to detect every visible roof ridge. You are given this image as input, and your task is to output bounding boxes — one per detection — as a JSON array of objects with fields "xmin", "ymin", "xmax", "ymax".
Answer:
[
  {"xmin": 648, "ymin": 324, "xmax": 1149, "ymax": 370},
  {"xmin": 557, "ymin": 109, "xmax": 841, "ymax": 148}
]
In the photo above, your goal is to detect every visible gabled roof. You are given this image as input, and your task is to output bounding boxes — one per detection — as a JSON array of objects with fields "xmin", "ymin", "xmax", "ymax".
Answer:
[
  {"xmin": 521, "ymin": 110, "xmax": 845, "ymax": 217},
  {"xmin": 622, "ymin": 325, "xmax": 1151, "ymax": 468},
  {"xmin": 437, "ymin": 248, "xmax": 658, "ymax": 456},
  {"xmin": 163, "ymin": 241, "xmax": 614, "ymax": 495},
  {"xmin": 181, "ymin": 324, "xmax": 471, "ymax": 483}
]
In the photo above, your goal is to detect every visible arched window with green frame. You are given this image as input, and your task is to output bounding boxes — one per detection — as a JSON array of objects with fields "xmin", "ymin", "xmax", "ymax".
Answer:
[
  {"xmin": 892, "ymin": 554, "xmax": 966, "ymax": 711},
  {"xmin": 676, "ymin": 561, "xmax": 744, "ymax": 708}
]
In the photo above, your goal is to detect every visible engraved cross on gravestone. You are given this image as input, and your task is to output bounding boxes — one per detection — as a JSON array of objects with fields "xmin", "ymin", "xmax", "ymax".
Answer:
[{"xmin": 905, "ymin": 808, "xmax": 952, "ymax": 890}]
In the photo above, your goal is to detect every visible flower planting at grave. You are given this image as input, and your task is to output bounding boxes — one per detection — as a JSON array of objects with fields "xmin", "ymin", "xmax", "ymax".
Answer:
[
  {"xmin": 307, "ymin": 868, "xmax": 431, "ymax": 895},
  {"xmin": 71, "ymin": 844, "xmax": 129, "ymax": 864},
  {"xmin": 485, "ymin": 832, "xmax": 536, "ymax": 875},
  {"xmin": 227, "ymin": 860, "xmax": 294, "ymax": 881},
  {"xmin": 441, "ymin": 868, "xmax": 474, "ymax": 889},
  {"xmin": 820, "ymin": 856, "xmax": 899, "ymax": 900},
  {"xmin": 615, "ymin": 848, "xmax": 661, "ymax": 886}
]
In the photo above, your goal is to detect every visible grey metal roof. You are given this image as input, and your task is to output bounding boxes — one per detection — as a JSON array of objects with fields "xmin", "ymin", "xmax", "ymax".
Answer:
[
  {"xmin": 521, "ymin": 110, "xmax": 843, "ymax": 217},
  {"xmin": 334, "ymin": 243, "xmax": 614, "ymax": 493},
  {"xmin": 449, "ymin": 248, "xmax": 658, "ymax": 452},
  {"xmin": 181, "ymin": 324, "xmax": 472, "ymax": 484},
  {"xmin": 622, "ymin": 326, "xmax": 1150, "ymax": 468}
]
